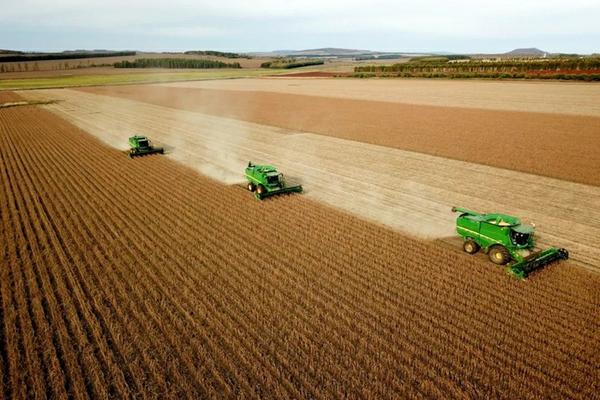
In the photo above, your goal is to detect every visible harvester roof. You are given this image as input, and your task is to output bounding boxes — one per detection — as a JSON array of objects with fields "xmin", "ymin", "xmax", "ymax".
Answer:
[
  {"xmin": 130, "ymin": 135, "xmax": 148, "ymax": 141},
  {"xmin": 252, "ymin": 164, "xmax": 278, "ymax": 174}
]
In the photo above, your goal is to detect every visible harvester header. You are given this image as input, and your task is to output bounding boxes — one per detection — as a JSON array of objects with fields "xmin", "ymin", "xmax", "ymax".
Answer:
[{"xmin": 452, "ymin": 207, "xmax": 568, "ymax": 279}]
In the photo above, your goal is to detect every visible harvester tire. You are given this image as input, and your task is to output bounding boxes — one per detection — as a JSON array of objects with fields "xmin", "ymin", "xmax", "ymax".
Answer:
[
  {"xmin": 247, "ymin": 183, "xmax": 256, "ymax": 192},
  {"xmin": 256, "ymin": 185, "xmax": 266, "ymax": 196},
  {"xmin": 489, "ymin": 245, "xmax": 510, "ymax": 265},
  {"xmin": 558, "ymin": 248, "xmax": 569, "ymax": 260},
  {"xmin": 463, "ymin": 240, "xmax": 480, "ymax": 254}
]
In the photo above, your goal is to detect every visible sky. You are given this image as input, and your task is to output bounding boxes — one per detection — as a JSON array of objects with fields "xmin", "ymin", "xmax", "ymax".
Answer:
[{"xmin": 1, "ymin": 0, "xmax": 599, "ymax": 54}]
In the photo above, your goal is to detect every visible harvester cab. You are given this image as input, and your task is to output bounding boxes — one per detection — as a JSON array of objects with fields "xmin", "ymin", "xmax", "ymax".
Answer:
[
  {"xmin": 451, "ymin": 207, "xmax": 568, "ymax": 279},
  {"xmin": 245, "ymin": 161, "xmax": 303, "ymax": 200},
  {"xmin": 128, "ymin": 135, "xmax": 164, "ymax": 158}
]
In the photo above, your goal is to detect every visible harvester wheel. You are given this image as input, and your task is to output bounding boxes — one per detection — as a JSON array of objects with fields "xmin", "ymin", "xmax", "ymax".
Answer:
[
  {"xmin": 247, "ymin": 182, "xmax": 256, "ymax": 192},
  {"xmin": 558, "ymin": 248, "xmax": 569, "ymax": 260},
  {"xmin": 463, "ymin": 240, "xmax": 480, "ymax": 254},
  {"xmin": 489, "ymin": 245, "xmax": 510, "ymax": 265},
  {"xmin": 256, "ymin": 185, "xmax": 265, "ymax": 196}
]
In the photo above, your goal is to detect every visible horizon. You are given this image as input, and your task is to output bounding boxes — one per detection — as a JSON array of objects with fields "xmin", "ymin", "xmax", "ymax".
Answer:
[
  {"xmin": 0, "ymin": 46, "xmax": 593, "ymax": 56},
  {"xmin": 1, "ymin": 0, "xmax": 599, "ymax": 54}
]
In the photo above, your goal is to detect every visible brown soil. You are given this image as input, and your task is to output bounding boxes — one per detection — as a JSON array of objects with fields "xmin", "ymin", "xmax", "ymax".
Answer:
[
  {"xmin": 159, "ymin": 78, "xmax": 600, "ymax": 116},
  {"xmin": 1, "ymin": 91, "xmax": 598, "ymax": 399},
  {"xmin": 0, "ymin": 91, "xmax": 23, "ymax": 102},
  {"xmin": 80, "ymin": 85, "xmax": 600, "ymax": 186},
  {"xmin": 0, "ymin": 67, "xmax": 206, "ymax": 80},
  {"xmin": 272, "ymin": 71, "xmax": 352, "ymax": 77}
]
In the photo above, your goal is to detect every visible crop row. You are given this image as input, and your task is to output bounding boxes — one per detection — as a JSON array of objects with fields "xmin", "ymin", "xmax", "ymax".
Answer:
[{"xmin": 0, "ymin": 100, "xmax": 598, "ymax": 399}]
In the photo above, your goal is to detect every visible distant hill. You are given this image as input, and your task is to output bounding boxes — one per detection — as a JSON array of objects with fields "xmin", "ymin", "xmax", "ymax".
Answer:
[
  {"xmin": 504, "ymin": 48, "xmax": 547, "ymax": 57},
  {"xmin": 60, "ymin": 49, "xmax": 134, "ymax": 54},
  {"xmin": 282, "ymin": 48, "xmax": 373, "ymax": 56},
  {"xmin": 258, "ymin": 48, "xmax": 375, "ymax": 57},
  {"xmin": 249, "ymin": 48, "xmax": 430, "ymax": 59},
  {"xmin": 0, "ymin": 49, "xmax": 24, "ymax": 55}
]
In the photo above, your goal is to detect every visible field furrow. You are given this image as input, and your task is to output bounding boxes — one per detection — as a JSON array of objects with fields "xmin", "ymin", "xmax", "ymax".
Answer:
[
  {"xmin": 17, "ymin": 115, "xmax": 213, "ymax": 398},
  {"xmin": 1, "ymin": 110, "xmax": 78, "ymax": 400},
  {"xmin": 1, "ymin": 91, "xmax": 598, "ymax": 399},
  {"xmin": 56, "ymin": 135, "xmax": 337, "ymax": 399},
  {"xmin": 6, "ymin": 104, "xmax": 310, "ymax": 398},
  {"xmin": 15, "ymin": 122, "xmax": 117, "ymax": 399},
  {"xmin": 62, "ymin": 137, "xmax": 597, "ymax": 397},
  {"xmin": 16, "ymin": 122, "xmax": 162, "ymax": 399},
  {"xmin": 2, "ymin": 110, "xmax": 98, "ymax": 399}
]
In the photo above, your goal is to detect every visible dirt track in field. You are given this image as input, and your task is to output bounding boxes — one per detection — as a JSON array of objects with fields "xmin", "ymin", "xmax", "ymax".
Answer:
[
  {"xmin": 2, "ymin": 92, "xmax": 599, "ymax": 399},
  {"xmin": 22, "ymin": 88, "xmax": 600, "ymax": 270},
  {"xmin": 78, "ymin": 84, "xmax": 600, "ymax": 187}
]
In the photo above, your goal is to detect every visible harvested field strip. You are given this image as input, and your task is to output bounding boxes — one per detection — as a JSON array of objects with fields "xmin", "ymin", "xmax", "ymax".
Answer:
[
  {"xmin": 1, "ymin": 94, "xmax": 599, "ymax": 399},
  {"xmin": 77, "ymin": 84, "xmax": 600, "ymax": 186},
  {"xmin": 23, "ymin": 89, "xmax": 600, "ymax": 271},
  {"xmin": 159, "ymin": 78, "xmax": 600, "ymax": 117},
  {"xmin": 0, "ymin": 70, "xmax": 282, "ymax": 91}
]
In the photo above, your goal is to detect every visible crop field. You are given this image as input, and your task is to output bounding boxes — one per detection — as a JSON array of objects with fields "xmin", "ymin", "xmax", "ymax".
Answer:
[
  {"xmin": 76, "ymin": 80, "xmax": 600, "ymax": 186},
  {"xmin": 3, "ymin": 75, "xmax": 600, "ymax": 399},
  {"xmin": 0, "ymin": 69, "xmax": 281, "ymax": 91},
  {"xmin": 157, "ymin": 78, "xmax": 600, "ymax": 115},
  {"xmin": 19, "ymin": 86, "xmax": 600, "ymax": 271}
]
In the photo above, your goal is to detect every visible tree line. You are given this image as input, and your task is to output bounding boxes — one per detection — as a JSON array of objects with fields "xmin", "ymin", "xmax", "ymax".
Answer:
[
  {"xmin": 355, "ymin": 57, "xmax": 600, "ymax": 74},
  {"xmin": 184, "ymin": 50, "xmax": 250, "ymax": 59},
  {"xmin": 114, "ymin": 58, "xmax": 242, "ymax": 69},
  {"xmin": 261, "ymin": 58, "xmax": 325, "ymax": 69},
  {"xmin": 0, "ymin": 51, "xmax": 136, "ymax": 63}
]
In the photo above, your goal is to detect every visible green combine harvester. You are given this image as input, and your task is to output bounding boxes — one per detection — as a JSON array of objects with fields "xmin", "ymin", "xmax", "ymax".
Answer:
[
  {"xmin": 245, "ymin": 162, "xmax": 303, "ymax": 200},
  {"xmin": 451, "ymin": 207, "xmax": 568, "ymax": 279},
  {"xmin": 128, "ymin": 135, "xmax": 164, "ymax": 158}
]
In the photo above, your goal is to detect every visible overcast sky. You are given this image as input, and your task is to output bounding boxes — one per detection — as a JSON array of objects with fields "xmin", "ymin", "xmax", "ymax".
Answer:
[{"xmin": 1, "ymin": 0, "xmax": 599, "ymax": 53}]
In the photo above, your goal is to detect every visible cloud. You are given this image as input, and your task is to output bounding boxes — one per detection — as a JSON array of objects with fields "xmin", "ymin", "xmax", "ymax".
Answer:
[{"xmin": 1, "ymin": 0, "xmax": 599, "ymax": 52}]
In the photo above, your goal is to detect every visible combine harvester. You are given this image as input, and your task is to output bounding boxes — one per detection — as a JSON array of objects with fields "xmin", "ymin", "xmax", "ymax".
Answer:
[
  {"xmin": 451, "ymin": 207, "xmax": 568, "ymax": 279},
  {"xmin": 128, "ymin": 135, "xmax": 164, "ymax": 158},
  {"xmin": 245, "ymin": 162, "xmax": 303, "ymax": 200}
]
